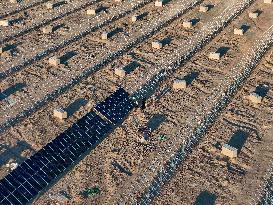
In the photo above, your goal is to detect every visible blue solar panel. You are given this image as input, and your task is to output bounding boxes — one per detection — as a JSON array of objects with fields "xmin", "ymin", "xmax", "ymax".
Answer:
[
  {"xmin": 94, "ymin": 88, "xmax": 134, "ymax": 125},
  {"xmin": 0, "ymin": 191, "xmax": 5, "ymax": 202},
  {"xmin": 0, "ymin": 183, "xmax": 9, "ymax": 197},
  {"xmin": 6, "ymin": 194, "xmax": 21, "ymax": 205},
  {"xmin": 22, "ymin": 181, "xmax": 38, "ymax": 196},
  {"xmin": 17, "ymin": 185, "xmax": 33, "ymax": 200},
  {"xmin": 1, "ymin": 178, "xmax": 16, "ymax": 193},
  {"xmin": 12, "ymin": 189, "xmax": 28, "ymax": 204},
  {"xmin": 0, "ymin": 87, "xmax": 134, "ymax": 205},
  {"xmin": 5, "ymin": 174, "xmax": 20, "ymax": 190},
  {"xmin": 1, "ymin": 199, "xmax": 12, "ymax": 205}
]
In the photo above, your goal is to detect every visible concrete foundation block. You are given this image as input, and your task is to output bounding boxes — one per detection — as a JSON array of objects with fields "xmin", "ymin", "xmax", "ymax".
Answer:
[
  {"xmin": 115, "ymin": 68, "xmax": 126, "ymax": 78},
  {"xmin": 42, "ymin": 25, "xmax": 53, "ymax": 34},
  {"xmin": 199, "ymin": 5, "xmax": 209, "ymax": 12},
  {"xmin": 209, "ymin": 52, "xmax": 221, "ymax": 60},
  {"xmin": 234, "ymin": 28, "xmax": 244, "ymax": 35},
  {"xmin": 221, "ymin": 144, "xmax": 238, "ymax": 158},
  {"xmin": 49, "ymin": 56, "xmax": 61, "ymax": 66},
  {"xmin": 249, "ymin": 12, "xmax": 259, "ymax": 19},
  {"xmin": 155, "ymin": 0, "xmax": 164, "ymax": 7},
  {"xmin": 101, "ymin": 32, "xmax": 109, "ymax": 40},
  {"xmin": 152, "ymin": 41, "xmax": 163, "ymax": 49},
  {"xmin": 46, "ymin": 2, "xmax": 54, "ymax": 9},
  {"xmin": 173, "ymin": 79, "xmax": 187, "ymax": 90},
  {"xmin": 54, "ymin": 108, "xmax": 68, "ymax": 120},
  {"xmin": 0, "ymin": 20, "xmax": 10, "ymax": 27},
  {"xmin": 248, "ymin": 92, "xmax": 262, "ymax": 104},
  {"xmin": 183, "ymin": 21, "xmax": 193, "ymax": 28},
  {"xmin": 87, "ymin": 9, "xmax": 97, "ymax": 15},
  {"xmin": 131, "ymin": 15, "xmax": 139, "ymax": 22},
  {"xmin": 264, "ymin": 0, "xmax": 272, "ymax": 4}
]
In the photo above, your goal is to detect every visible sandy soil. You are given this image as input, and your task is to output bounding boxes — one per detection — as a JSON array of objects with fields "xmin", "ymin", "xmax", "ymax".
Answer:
[{"xmin": 0, "ymin": 0, "xmax": 272, "ymax": 205}]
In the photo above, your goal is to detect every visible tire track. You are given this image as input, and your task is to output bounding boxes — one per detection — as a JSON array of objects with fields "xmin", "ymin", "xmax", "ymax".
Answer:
[
  {"xmin": 0, "ymin": 0, "xmax": 100, "ymax": 43},
  {"xmin": 0, "ymin": 0, "xmax": 202, "ymax": 134}
]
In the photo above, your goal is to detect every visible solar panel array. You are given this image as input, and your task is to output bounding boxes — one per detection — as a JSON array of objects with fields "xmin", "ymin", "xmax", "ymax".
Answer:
[
  {"xmin": 0, "ymin": 88, "xmax": 135, "ymax": 205},
  {"xmin": 94, "ymin": 88, "xmax": 135, "ymax": 125}
]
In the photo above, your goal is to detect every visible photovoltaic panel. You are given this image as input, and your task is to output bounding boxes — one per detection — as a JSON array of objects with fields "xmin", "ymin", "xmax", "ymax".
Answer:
[
  {"xmin": 0, "ymin": 88, "xmax": 134, "ymax": 205},
  {"xmin": 94, "ymin": 88, "xmax": 135, "ymax": 124}
]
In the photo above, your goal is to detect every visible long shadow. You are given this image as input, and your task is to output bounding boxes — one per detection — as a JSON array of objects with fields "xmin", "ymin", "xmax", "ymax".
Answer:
[
  {"xmin": 155, "ymin": 87, "xmax": 170, "ymax": 101},
  {"xmin": 0, "ymin": 83, "xmax": 26, "ymax": 100},
  {"xmin": 138, "ymin": 11, "xmax": 149, "ymax": 20},
  {"xmin": 191, "ymin": 18, "xmax": 200, "ymax": 26},
  {"xmin": 65, "ymin": 98, "xmax": 88, "ymax": 117},
  {"xmin": 53, "ymin": 1, "xmax": 67, "ymax": 8},
  {"xmin": 216, "ymin": 47, "xmax": 230, "ymax": 57},
  {"xmin": 227, "ymin": 162, "xmax": 246, "ymax": 176},
  {"xmin": 108, "ymin": 27, "xmax": 123, "ymax": 38},
  {"xmin": 255, "ymin": 84, "xmax": 269, "ymax": 98},
  {"xmin": 9, "ymin": 17, "xmax": 26, "ymax": 25},
  {"xmin": 111, "ymin": 161, "xmax": 132, "ymax": 176},
  {"xmin": 241, "ymin": 24, "xmax": 250, "ymax": 33},
  {"xmin": 147, "ymin": 114, "xmax": 166, "ymax": 132},
  {"xmin": 193, "ymin": 191, "xmax": 217, "ymax": 205},
  {"xmin": 130, "ymin": 52, "xmax": 156, "ymax": 65},
  {"xmin": 52, "ymin": 23, "xmax": 65, "ymax": 32},
  {"xmin": 96, "ymin": 6, "xmax": 109, "ymax": 13},
  {"xmin": 3, "ymin": 42, "xmax": 21, "ymax": 52},
  {"xmin": 255, "ymin": 9, "xmax": 262, "ymax": 16},
  {"xmin": 228, "ymin": 130, "xmax": 249, "ymax": 153},
  {"xmin": 60, "ymin": 51, "xmax": 77, "ymax": 64},
  {"xmin": 161, "ymin": 37, "xmax": 172, "ymax": 46},
  {"xmin": 0, "ymin": 140, "xmax": 34, "ymax": 167},
  {"xmin": 123, "ymin": 61, "xmax": 140, "ymax": 74},
  {"xmin": 183, "ymin": 71, "xmax": 199, "ymax": 85},
  {"xmin": 207, "ymin": 4, "xmax": 214, "ymax": 10},
  {"xmin": 223, "ymin": 118, "xmax": 261, "ymax": 141}
]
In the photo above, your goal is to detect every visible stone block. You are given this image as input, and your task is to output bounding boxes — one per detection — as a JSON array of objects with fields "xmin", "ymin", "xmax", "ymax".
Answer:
[
  {"xmin": 173, "ymin": 79, "xmax": 187, "ymax": 90},
  {"xmin": 199, "ymin": 5, "xmax": 209, "ymax": 12},
  {"xmin": 247, "ymin": 92, "xmax": 262, "ymax": 104},
  {"xmin": 209, "ymin": 52, "xmax": 221, "ymax": 60},
  {"xmin": 46, "ymin": 2, "xmax": 54, "ymax": 9},
  {"xmin": 152, "ymin": 41, "xmax": 163, "ymax": 49},
  {"xmin": 264, "ymin": 0, "xmax": 272, "ymax": 4},
  {"xmin": 54, "ymin": 108, "xmax": 68, "ymax": 120},
  {"xmin": 183, "ymin": 21, "xmax": 193, "ymax": 28},
  {"xmin": 234, "ymin": 28, "xmax": 244, "ymax": 35},
  {"xmin": 42, "ymin": 25, "xmax": 53, "ymax": 34},
  {"xmin": 49, "ymin": 56, "xmax": 61, "ymax": 66},
  {"xmin": 87, "ymin": 9, "xmax": 97, "ymax": 15},
  {"xmin": 249, "ymin": 12, "xmax": 259, "ymax": 19},
  {"xmin": 155, "ymin": 0, "xmax": 164, "ymax": 7},
  {"xmin": 101, "ymin": 32, "xmax": 108, "ymax": 40},
  {"xmin": 221, "ymin": 144, "xmax": 238, "ymax": 158},
  {"xmin": 131, "ymin": 15, "xmax": 139, "ymax": 22},
  {"xmin": 115, "ymin": 68, "xmax": 126, "ymax": 78},
  {"xmin": 0, "ymin": 20, "xmax": 10, "ymax": 27}
]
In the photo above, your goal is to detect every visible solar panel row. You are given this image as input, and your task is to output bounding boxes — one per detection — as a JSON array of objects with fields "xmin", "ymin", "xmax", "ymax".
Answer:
[
  {"xmin": 95, "ymin": 88, "xmax": 135, "ymax": 124},
  {"xmin": 0, "ymin": 87, "xmax": 135, "ymax": 205}
]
